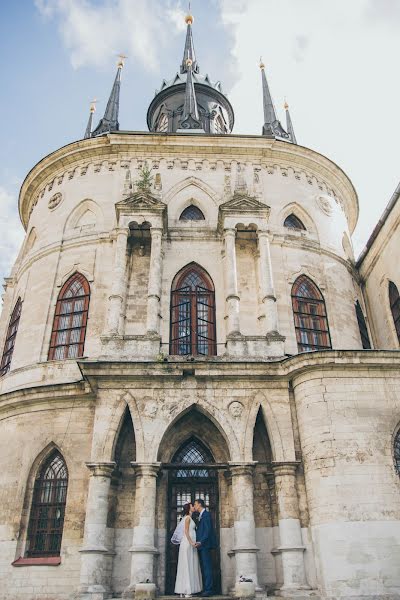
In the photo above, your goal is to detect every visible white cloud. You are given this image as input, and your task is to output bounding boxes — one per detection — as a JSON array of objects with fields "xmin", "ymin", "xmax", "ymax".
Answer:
[
  {"xmin": 35, "ymin": 0, "xmax": 186, "ymax": 70},
  {"xmin": 0, "ymin": 186, "xmax": 25, "ymax": 285}
]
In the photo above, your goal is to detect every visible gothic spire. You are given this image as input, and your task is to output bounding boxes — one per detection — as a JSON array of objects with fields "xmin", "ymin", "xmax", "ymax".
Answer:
[
  {"xmin": 84, "ymin": 100, "xmax": 96, "ymax": 139},
  {"xmin": 284, "ymin": 100, "xmax": 297, "ymax": 144},
  {"xmin": 180, "ymin": 13, "xmax": 199, "ymax": 74},
  {"xmin": 92, "ymin": 55, "xmax": 125, "ymax": 136},
  {"xmin": 179, "ymin": 58, "xmax": 203, "ymax": 130},
  {"xmin": 259, "ymin": 59, "xmax": 290, "ymax": 141}
]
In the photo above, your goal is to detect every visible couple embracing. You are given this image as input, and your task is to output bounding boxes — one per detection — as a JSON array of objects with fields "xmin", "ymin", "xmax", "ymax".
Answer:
[{"xmin": 172, "ymin": 499, "xmax": 218, "ymax": 597}]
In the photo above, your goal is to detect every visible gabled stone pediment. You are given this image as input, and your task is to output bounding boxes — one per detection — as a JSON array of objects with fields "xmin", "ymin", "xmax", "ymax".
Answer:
[
  {"xmin": 116, "ymin": 191, "xmax": 166, "ymax": 211},
  {"xmin": 219, "ymin": 193, "xmax": 270, "ymax": 215}
]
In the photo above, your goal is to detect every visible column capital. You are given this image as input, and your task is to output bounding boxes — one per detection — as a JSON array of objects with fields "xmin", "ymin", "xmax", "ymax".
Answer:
[
  {"xmin": 130, "ymin": 462, "xmax": 161, "ymax": 478},
  {"xmin": 257, "ymin": 228, "xmax": 270, "ymax": 239},
  {"xmin": 229, "ymin": 461, "xmax": 257, "ymax": 478},
  {"xmin": 271, "ymin": 461, "xmax": 300, "ymax": 477},
  {"xmin": 149, "ymin": 226, "xmax": 163, "ymax": 237},
  {"xmin": 223, "ymin": 227, "xmax": 237, "ymax": 237},
  {"xmin": 115, "ymin": 226, "xmax": 130, "ymax": 237},
  {"xmin": 85, "ymin": 461, "xmax": 116, "ymax": 477}
]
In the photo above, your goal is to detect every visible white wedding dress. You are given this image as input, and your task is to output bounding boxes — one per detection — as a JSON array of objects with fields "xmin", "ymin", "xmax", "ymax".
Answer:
[{"xmin": 175, "ymin": 516, "xmax": 203, "ymax": 595}]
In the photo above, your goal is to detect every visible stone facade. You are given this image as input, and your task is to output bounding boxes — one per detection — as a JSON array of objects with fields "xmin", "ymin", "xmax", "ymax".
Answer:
[{"xmin": 0, "ymin": 132, "xmax": 399, "ymax": 600}]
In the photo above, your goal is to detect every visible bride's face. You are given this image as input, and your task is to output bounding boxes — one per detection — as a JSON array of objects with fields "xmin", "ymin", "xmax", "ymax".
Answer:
[{"xmin": 189, "ymin": 504, "xmax": 195, "ymax": 514}]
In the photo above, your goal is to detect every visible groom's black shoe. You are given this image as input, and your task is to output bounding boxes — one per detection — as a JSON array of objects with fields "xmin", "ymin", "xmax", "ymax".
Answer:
[{"xmin": 201, "ymin": 593, "xmax": 213, "ymax": 597}]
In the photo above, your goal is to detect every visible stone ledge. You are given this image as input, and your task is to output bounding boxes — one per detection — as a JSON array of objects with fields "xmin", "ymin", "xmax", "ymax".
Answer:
[{"xmin": 12, "ymin": 556, "xmax": 61, "ymax": 566}]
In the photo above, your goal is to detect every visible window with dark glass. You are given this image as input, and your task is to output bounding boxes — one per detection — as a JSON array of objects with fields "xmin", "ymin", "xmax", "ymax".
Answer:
[
  {"xmin": 170, "ymin": 265, "xmax": 216, "ymax": 356},
  {"xmin": 389, "ymin": 281, "xmax": 400, "ymax": 344},
  {"xmin": 291, "ymin": 275, "xmax": 331, "ymax": 352},
  {"xmin": 355, "ymin": 300, "xmax": 371, "ymax": 349},
  {"xmin": 394, "ymin": 430, "xmax": 400, "ymax": 476},
  {"xmin": 284, "ymin": 214, "xmax": 306, "ymax": 230},
  {"xmin": 0, "ymin": 297, "xmax": 22, "ymax": 377},
  {"xmin": 179, "ymin": 205, "xmax": 205, "ymax": 221},
  {"xmin": 27, "ymin": 452, "xmax": 68, "ymax": 557},
  {"xmin": 157, "ymin": 113, "xmax": 168, "ymax": 133},
  {"xmin": 48, "ymin": 273, "xmax": 90, "ymax": 360},
  {"xmin": 172, "ymin": 438, "xmax": 215, "ymax": 478}
]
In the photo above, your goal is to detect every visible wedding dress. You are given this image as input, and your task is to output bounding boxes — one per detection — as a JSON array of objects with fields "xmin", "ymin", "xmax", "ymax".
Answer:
[{"xmin": 174, "ymin": 516, "xmax": 203, "ymax": 595}]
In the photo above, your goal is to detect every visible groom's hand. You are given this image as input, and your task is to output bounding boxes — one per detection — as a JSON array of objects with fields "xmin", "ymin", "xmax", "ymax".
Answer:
[{"xmin": 195, "ymin": 542, "xmax": 201, "ymax": 547}]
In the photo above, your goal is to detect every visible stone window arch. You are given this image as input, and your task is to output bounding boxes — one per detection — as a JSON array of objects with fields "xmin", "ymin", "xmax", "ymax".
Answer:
[
  {"xmin": 172, "ymin": 437, "xmax": 215, "ymax": 478},
  {"xmin": 0, "ymin": 297, "xmax": 22, "ymax": 376},
  {"xmin": 389, "ymin": 281, "xmax": 400, "ymax": 344},
  {"xmin": 291, "ymin": 275, "xmax": 331, "ymax": 352},
  {"xmin": 48, "ymin": 273, "xmax": 90, "ymax": 360},
  {"xmin": 355, "ymin": 300, "xmax": 371, "ymax": 349},
  {"xmin": 157, "ymin": 112, "xmax": 169, "ymax": 133},
  {"xmin": 170, "ymin": 264, "xmax": 216, "ymax": 356},
  {"xmin": 284, "ymin": 213, "xmax": 306, "ymax": 231},
  {"xmin": 26, "ymin": 451, "xmax": 68, "ymax": 557},
  {"xmin": 179, "ymin": 205, "xmax": 205, "ymax": 221}
]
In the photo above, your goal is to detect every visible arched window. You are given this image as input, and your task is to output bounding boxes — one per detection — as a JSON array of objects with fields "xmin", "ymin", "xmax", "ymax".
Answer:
[
  {"xmin": 394, "ymin": 430, "xmax": 400, "ymax": 476},
  {"xmin": 389, "ymin": 281, "xmax": 400, "ymax": 344},
  {"xmin": 214, "ymin": 115, "xmax": 226, "ymax": 134},
  {"xmin": 48, "ymin": 273, "xmax": 90, "ymax": 360},
  {"xmin": 179, "ymin": 205, "xmax": 205, "ymax": 221},
  {"xmin": 291, "ymin": 275, "xmax": 331, "ymax": 352},
  {"xmin": 170, "ymin": 265, "xmax": 216, "ymax": 356},
  {"xmin": 355, "ymin": 300, "xmax": 371, "ymax": 349},
  {"xmin": 0, "ymin": 298, "xmax": 22, "ymax": 377},
  {"xmin": 27, "ymin": 452, "xmax": 68, "ymax": 557},
  {"xmin": 284, "ymin": 214, "xmax": 306, "ymax": 230},
  {"xmin": 157, "ymin": 113, "xmax": 169, "ymax": 132},
  {"xmin": 172, "ymin": 438, "xmax": 215, "ymax": 478}
]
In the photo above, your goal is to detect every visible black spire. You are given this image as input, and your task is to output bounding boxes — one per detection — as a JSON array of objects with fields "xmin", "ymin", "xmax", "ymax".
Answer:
[
  {"xmin": 260, "ymin": 60, "xmax": 290, "ymax": 140},
  {"xmin": 284, "ymin": 100, "xmax": 297, "ymax": 144},
  {"xmin": 180, "ymin": 14, "xmax": 199, "ymax": 74},
  {"xmin": 92, "ymin": 56, "xmax": 125, "ymax": 136},
  {"xmin": 179, "ymin": 58, "xmax": 203, "ymax": 130},
  {"xmin": 84, "ymin": 100, "xmax": 96, "ymax": 139}
]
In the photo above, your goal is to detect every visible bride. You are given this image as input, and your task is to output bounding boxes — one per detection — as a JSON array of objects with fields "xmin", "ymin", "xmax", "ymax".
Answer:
[{"xmin": 173, "ymin": 503, "xmax": 202, "ymax": 597}]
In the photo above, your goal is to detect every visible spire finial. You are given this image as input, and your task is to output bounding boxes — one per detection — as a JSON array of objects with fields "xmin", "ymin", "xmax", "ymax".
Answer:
[
  {"xmin": 259, "ymin": 56, "xmax": 265, "ymax": 70},
  {"xmin": 284, "ymin": 98, "xmax": 297, "ymax": 144},
  {"xmin": 181, "ymin": 5, "xmax": 199, "ymax": 74},
  {"xmin": 259, "ymin": 58, "xmax": 290, "ymax": 140},
  {"xmin": 84, "ymin": 98, "xmax": 97, "ymax": 139},
  {"xmin": 92, "ymin": 57, "xmax": 126, "ymax": 136}
]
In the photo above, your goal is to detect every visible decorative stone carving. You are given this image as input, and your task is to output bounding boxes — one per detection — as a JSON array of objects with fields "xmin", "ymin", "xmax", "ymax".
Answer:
[
  {"xmin": 229, "ymin": 400, "xmax": 244, "ymax": 418},
  {"xmin": 316, "ymin": 194, "xmax": 334, "ymax": 216},
  {"xmin": 143, "ymin": 400, "xmax": 158, "ymax": 419},
  {"xmin": 48, "ymin": 192, "xmax": 63, "ymax": 210}
]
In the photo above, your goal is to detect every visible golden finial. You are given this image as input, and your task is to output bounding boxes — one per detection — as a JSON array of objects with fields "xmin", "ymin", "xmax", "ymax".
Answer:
[
  {"xmin": 89, "ymin": 99, "xmax": 97, "ymax": 113},
  {"xmin": 259, "ymin": 56, "xmax": 265, "ymax": 70},
  {"xmin": 185, "ymin": 3, "xmax": 193, "ymax": 24},
  {"xmin": 284, "ymin": 97, "xmax": 289, "ymax": 110},
  {"xmin": 117, "ymin": 53, "xmax": 127, "ymax": 68},
  {"xmin": 186, "ymin": 58, "xmax": 193, "ymax": 68}
]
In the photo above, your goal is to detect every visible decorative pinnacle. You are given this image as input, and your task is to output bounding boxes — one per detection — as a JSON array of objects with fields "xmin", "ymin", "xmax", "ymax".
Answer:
[
  {"xmin": 185, "ymin": 13, "xmax": 194, "ymax": 24},
  {"xmin": 186, "ymin": 58, "xmax": 193, "ymax": 67},
  {"xmin": 284, "ymin": 99, "xmax": 289, "ymax": 110},
  {"xmin": 259, "ymin": 56, "xmax": 265, "ymax": 70},
  {"xmin": 89, "ymin": 99, "xmax": 97, "ymax": 113},
  {"xmin": 117, "ymin": 53, "xmax": 127, "ymax": 68}
]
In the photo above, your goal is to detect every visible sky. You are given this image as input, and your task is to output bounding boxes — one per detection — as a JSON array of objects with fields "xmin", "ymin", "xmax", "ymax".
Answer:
[{"xmin": 0, "ymin": 0, "xmax": 399, "ymax": 285}]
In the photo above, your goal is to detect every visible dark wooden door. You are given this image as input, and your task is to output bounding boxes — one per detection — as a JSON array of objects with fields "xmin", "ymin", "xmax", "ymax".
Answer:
[{"xmin": 166, "ymin": 474, "xmax": 220, "ymax": 594}]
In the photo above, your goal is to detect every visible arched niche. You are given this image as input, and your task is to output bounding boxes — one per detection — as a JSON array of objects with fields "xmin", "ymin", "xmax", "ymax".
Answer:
[
  {"xmin": 278, "ymin": 202, "xmax": 319, "ymax": 241},
  {"xmin": 63, "ymin": 198, "xmax": 104, "ymax": 237},
  {"xmin": 165, "ymin": 178, "xmax": 218, "ymax": 227}
]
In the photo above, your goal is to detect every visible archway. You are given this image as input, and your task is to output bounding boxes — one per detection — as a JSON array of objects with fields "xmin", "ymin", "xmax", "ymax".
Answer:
[{"xmin": 157, "ymin": 408, "xmax": 230, "ymax": 594}]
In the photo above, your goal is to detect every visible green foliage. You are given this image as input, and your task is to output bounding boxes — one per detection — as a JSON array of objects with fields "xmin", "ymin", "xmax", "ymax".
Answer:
[{"xmin": 136, "ymin": 164, "xmax": 154, "ymax": 192}]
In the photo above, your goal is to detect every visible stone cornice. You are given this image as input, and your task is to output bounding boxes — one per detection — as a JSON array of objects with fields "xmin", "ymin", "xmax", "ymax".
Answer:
[{"xmin": 19, "ymin": 133, "xmax": 359, "ymax": 232}]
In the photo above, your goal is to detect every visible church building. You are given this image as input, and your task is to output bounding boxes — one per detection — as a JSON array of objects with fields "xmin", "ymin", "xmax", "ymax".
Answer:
[{"xmin": 0, "ymin": 12, "xmax": 400, "ymax": 600}]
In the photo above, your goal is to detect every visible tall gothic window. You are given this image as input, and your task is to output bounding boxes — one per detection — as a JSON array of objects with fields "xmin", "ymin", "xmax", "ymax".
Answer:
[
  {"xmin": 284, "ymin": 214, "xmax": 306, "ymax": 231},
  {"xmin": 291, "ymin": 275, "xmax": 331, "ymax": 352},
  {"xmin": 172, "ymin": 438, "xmax": 215, "ymax": 478},
  {"xmin": 214, "ymin": 115, "xmax": 226, "ymax": 134},
  {"xmin": 179, "ymin": 205, "xmax": 205, "ymax": 221},
  {"xmin": 389, "ymin": 281, "xmax": 400, "ymax": 344},
  {"xmin": 170, "ymin": 265, "xmax": 216, "ymax": 356},
  {"xmin": 48, "ymin": 273, "xmax": 90, "ymax": 360},
  {"xmin": 394, "ymin": 430, "xmax": 400, "ymax": 476},
  {"xmin": 355, "ymin": 301, "xmax": 371, "ymax": 349},
  {"xmin": 157, "ymin": 113, "xmax": 169, "ymax": 133},
  {"xmin": 0, "ymin": 297, "xmax": 22, "ymax": 377},
  {"xmin": 27, "ymin": 452, "xmax": 68, "ymax": 557}
]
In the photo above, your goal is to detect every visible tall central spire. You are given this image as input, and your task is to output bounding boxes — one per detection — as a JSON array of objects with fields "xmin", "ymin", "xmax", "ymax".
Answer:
[
  {"xmin": 180, "ymin": 13, "xmax": 199, "ymax": 74},
  {"xmin": 92, "ymin": 55, "xmax": 125, "ymax": 137},
  {"xmin": 259, "ymin": 59, "xmax": 290, "ymax": 141},
  {"xmin": 179, "ymin": 58, "xmax": 203, "ymax": 130}
]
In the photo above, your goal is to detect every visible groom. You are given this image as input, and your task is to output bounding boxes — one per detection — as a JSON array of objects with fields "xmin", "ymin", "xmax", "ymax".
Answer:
[{"xmin": 193, "ymin": 499, "xmax": 218, "ymax": 597}]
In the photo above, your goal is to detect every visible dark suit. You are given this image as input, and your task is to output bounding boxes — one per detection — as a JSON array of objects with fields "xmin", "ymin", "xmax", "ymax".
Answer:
[{"xmin": 196, "ymin": 509, "xmax": 217, "ymax": 594}]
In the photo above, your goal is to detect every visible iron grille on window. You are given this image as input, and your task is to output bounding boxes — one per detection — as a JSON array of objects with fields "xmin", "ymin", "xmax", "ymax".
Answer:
[
  {"xmin": 394, "ymin": 430, "xmax": 400, "ymax": 476},
  {"xmin": 179, "ymin": 205, "xmax": 205, "ymax": 221},
  {"xmin": 291, "ymin": 275, "xmax": 331, "ymax": 352},
  {"xmin": 355, "ymin": 301, "xmax": 371, "ymax": 349},
  {"xmin": 157, "ymin": 113, "xmax": 169, "ymax": 132},
  {"xmin": 170, "ymin": 266, "xmax": 216, "ymax": 356},
  {"xmin": 0, "ymin": 298, "xmax": 22, "ymax": 377},
  {"xmin": 214, "ymin": 116, "xmax": 226, "ymax": 134},
  {"xmin": 27, "ymin": 452, "xmax": 68, "ymax": 557},
  {"xmin": 172, "ymin": 438, "xmax": 215, "ymax": 478},
  {"xmin": 284, "ymin": 214, "xmax": 306, "ymax": 230},
  {"xmin": 48, "ymin": 273, "xmax": 90, "ymax": 360},
  {"xmin": 389, "ymin": 281, "xmax": 400, "ymax": 344}
]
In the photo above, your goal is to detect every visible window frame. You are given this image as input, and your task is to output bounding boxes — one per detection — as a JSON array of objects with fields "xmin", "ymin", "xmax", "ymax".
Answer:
[
  {"xmin": 0, "ymin": 297, "xmax": 22, "ymax": 377},
  {"xmin": 291, "ymin": 275, "xmax": 332, "ymax": 353},
  {"xmin": 48, "ymin": 273, "xmax": 90, "ymax": 361},
  {"xmin": 389, "ymin": 281, "xmax": 400, "ymax": 345},
  {"xmin": 355, "ymin": 300, "xmax": 371, "ymax": 349},
  {"xmin": 179, "ymin": 205, "xmax": 205, "ymax": 221},
  {"xmin": 284, "ymin": 214, "xmax": 306, "ymax": 231}
]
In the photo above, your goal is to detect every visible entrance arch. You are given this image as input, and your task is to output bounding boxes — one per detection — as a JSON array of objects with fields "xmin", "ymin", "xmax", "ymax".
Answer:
[{"xmin": 157, "ymin": 408, "xmax": 230, "ymax": 594}]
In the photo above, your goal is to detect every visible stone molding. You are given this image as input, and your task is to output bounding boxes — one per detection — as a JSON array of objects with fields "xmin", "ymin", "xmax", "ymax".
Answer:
[
  {"xmin": 130, "ymin": 462, "xmax": 161, "ymax": 478},
  {"xmin": 272, "ymin": 461, "xmax": 300, "ymax": 477},
  {"xmin": 85, "ymin": 462, "xmax": 116, "ymax": 477},
  {"xmin": 229, "ymin": 462, "xmax": 257, "ymax": 478}
]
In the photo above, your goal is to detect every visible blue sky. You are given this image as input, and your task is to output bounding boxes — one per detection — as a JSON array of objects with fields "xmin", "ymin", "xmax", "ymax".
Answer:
[{"xmin": 1, "ymin": 0, "xmax": 400, "ymax": 285}]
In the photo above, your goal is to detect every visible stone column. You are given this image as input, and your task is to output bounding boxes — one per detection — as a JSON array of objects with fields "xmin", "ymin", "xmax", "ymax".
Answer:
[
  {"xmin": 124, "ymin": 463, "xmax": 160, "ymax": 598},
  {"xmin": 230, "ymin": 463, "xmax": 259, "ymax": 586},
  {"xmin": 257, "ymin": 230, "xmax": 278, "ymax": 334},
  {"xmin": 106, "ymin": 227, "xmax": 129, "ymax": 335},
  {"xmin": 272, "ymin": 462, "xmax": 309, "ymax": 593},
  {"xmin": 146, "ymin": 227, "xmax": 163, "ymax": 334},
  {"xmin": 78, "ymin": 462, "xmax": 116, "ymax": 600},
  {"xmin": 223, "ymin": 228, "xmax": 241, "ymax": 336}
]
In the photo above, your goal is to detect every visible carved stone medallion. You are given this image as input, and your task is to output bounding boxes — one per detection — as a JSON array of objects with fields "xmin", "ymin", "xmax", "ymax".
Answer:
[
  {"xmin": 228, "ymin": 401, "xmax": 244, "ymax": 418},
  {"xmin": 315, "ymin": 194, "xmax": 334, "ymax": 216},
  {"xmin": 48, "ymin": 192, "xmax": 63, "ymax": 210}
]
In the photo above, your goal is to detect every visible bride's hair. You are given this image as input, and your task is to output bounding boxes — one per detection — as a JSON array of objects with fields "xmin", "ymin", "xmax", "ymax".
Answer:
[{"xmin": 182, "ymin": 503, "xmax": 192, "ymax": 516}]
